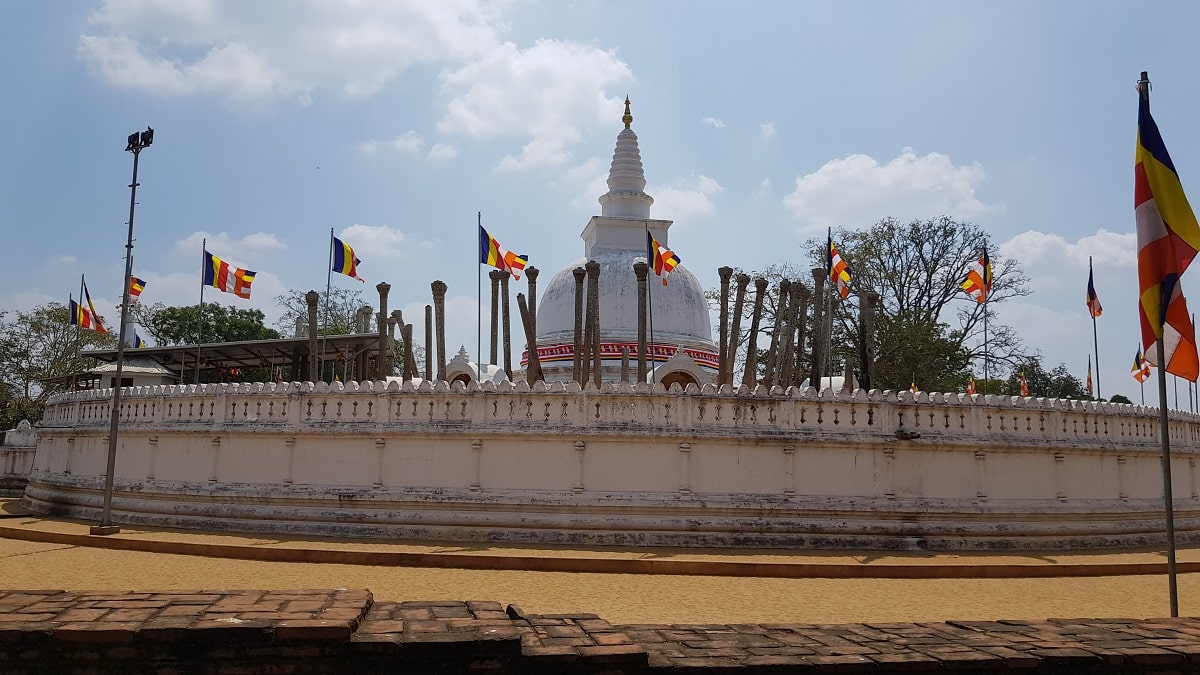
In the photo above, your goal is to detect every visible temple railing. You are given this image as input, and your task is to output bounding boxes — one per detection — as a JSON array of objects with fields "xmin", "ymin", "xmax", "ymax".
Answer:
[{"xmin": 40, "ymin": 379, "xmax": 1197, "ymax": 450}]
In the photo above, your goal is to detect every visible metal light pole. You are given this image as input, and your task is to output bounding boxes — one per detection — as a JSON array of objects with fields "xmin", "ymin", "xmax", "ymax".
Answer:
[{"xmin": 92, "ymin": 127, "xmax": 153, "ymax": 536}]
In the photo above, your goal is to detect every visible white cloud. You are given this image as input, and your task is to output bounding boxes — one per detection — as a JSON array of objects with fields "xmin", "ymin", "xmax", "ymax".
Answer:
[
  {"xmin": 782, "ymin": 148, "xmax": 991, "ymax": 231},
  {"xmin": 79, "ymin": 3, "xmax": 633, "ymax": 170},
  {"xmin": 429, "ymin": 143, "xmax": 458, "ymax": 160},
  {"xmin": 389, "ymin": 131, "xmax": 425, "ymax": 154},
  {"xmin": 50, "ymin": 255, "xmax": 79, "ymax": 265},
  {"xmin": 438, "ymin": 39, "xmax": 632, "ymax": 171},
  {"xmin": 1000, "ymin": 229, "xmax": 1135, "ymax": 271},
  {"xmin": 760, "ymin": 122, "xmax": 776, "ymax": 139},
  {"xmin": 702, "ymin": 117, "xmax": 725, "ymax": 128},
  {"xmin": 78, "ymin": 1, "xmax": 505, "ymax": 101},
  {"xmin": 177, "ymin": 231, "xmax": 287, "ymax": 260},
  {"xmin": 650, "ymin": 174, "xmax": 723, "ymax": 221}
]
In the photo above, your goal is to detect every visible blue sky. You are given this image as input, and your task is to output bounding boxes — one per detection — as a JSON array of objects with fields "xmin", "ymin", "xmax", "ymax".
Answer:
[{"xmin": 3, "ymin": 1, "xmax": 1200, "ymax": 406}]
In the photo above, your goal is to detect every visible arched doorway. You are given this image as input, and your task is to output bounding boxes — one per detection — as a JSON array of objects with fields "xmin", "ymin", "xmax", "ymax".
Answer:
[{"xmin": 659, "ymin": 371, "xmax": 697, "ymax": 391}]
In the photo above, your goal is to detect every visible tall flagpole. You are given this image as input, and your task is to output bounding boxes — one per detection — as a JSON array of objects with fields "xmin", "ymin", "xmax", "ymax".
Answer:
[
  {"xmin": 1089, "ymin": 257, "xmax": 1102, "ymax": 399},
  {"xmin": 1139, "ymin": 70, "xmax": 1179, "ymax": 618},
  {"xmin": 195, "ymin": 239, "xmax": 206, "ymax": 383},
  {"xmin": 477, "ymin": 212, "xmax": 482, "ymax": 372}
]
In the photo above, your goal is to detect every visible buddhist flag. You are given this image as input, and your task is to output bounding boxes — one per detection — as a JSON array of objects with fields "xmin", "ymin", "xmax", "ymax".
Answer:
[
  {"xmin": 1019, "ymin": 371, "xmax": 1029, "ymax": 397},
  {"xmin": 962, "ymin": 249, "xmax": 992, "ymax": 303},
  {"xmin": 479, "ymin": 225, "xmax": 528, "ymax": 280},
  {"xmin": 647, "ymin": 231, "xmax": 680, "ymax": 286},
  {"xmin": 69, "ymin": 278, "xmax": 109, "ymax": 334},
  {"xmin": 966, "ymin": 376, "xmax": 976, "ymax": 395},
  {"xmin": 68, "ymin": 298, "xmax": 103, "ymax": 332},
  {"xmin": 129, "ymin": 276, "xmax": 145, "ymax": 302},
  {"xmin": 1086, "ymin": 267, "xmax": 1102, "ymax": 317},
  {"xmin": 1086, "ymin": 356, "xmax": 1093, "ymax": 396},
  {"xmin": 1132, "ymin": 345, "xmax": 1152, "ymax": 383},
  {"xmin": 204, "ymin": 250, "xmax": 256, "ymax": 299},
  {"xmin": 332, "ymin": 235, "xmax": 364, "ymax": 282},
  {"xmin": 1136, "ymin": 85, "xmax": 1200, "ymax": 381},
  {"xmin": 827, "ymin": 229, "xmax": 852, "ymax": 299}
]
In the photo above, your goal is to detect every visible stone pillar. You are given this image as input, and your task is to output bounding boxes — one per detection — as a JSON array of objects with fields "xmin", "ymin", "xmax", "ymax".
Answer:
[
  {"xmin": 860, "ymin": 290, "xmax": 880, "ymax": 391},
  {"xmin": 780, "ymin": 282, "xmax": 805, "ymax": 387},
  {"xmin": 586, "ymin": 260, "xmax": 602, "ymax": 387},
  {"xmin": 517, "ymin": 293, "xmax": 541, "ymax": 384},
  {"xmin": 810, "ymin": 268, "xmax": 826, "ymax": 387},
  {"xmin": 403, "ymin": 322, "xmax": 416, "ymax": 381},
  {"xmin": 526, "ymin": 266, "xmax": 539, "ymax": 339},
  {"xmin": 741, "ymin": 278, "xmax": 768, "ymax": 388},
  {"xmin": 305, "ymin": 290, "xmax": 320, "ymax": 381},
  {"xmin": 424, "ymin": 305, "xmax": 433, "ymax": 381},
  {"xmin": 572, "ymin": 266, "xmax": 586, "ymax": 385},
  {"xmin": 355, "ymin": 306, "xmax": 371, "ymax": 333},
  {"xmin": 717, "ymin": 266, "xmax": 733, "ymax": 388},
  {"xmin": 763, "ymin": 279, "xmax": 791, "ymax": 388},
  {"xmin": 726, "ymin": 274, "xmax": 750, "ymax": 387},
  {"xmin": 792, "ymin": 284, "xmax": 811, "ymax": 388},
  {"xmin": 374, "ymin": 281, "xmax": 388, "ymax": 381},
  {"xmin": 501, "ymin": 273, "xmax": 513, "ymax": 381},
  {"xmin": 390, "ymin": 309, "xmax": 404, "ymax": 378},
  {"xmin": 634, "ymin": 260, "xmax": 649, "ymax": 383},
  {"xmin": 620, "ymin": 346, "xmax": 630, "ymax": 383},
  {"xmin": 489, "ymin": 269, "xmax": 503, "ymax": 365},
  {"xmin": 431, "ymin": 280, "xmax": 448, "ymax": 381}
]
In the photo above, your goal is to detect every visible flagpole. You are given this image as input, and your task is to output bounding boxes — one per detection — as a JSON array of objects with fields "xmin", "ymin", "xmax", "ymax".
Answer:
[
  {"xmin": 195, "ymin": 239, "xmax": 206, "ymax": 384},
  {"xmin": 477, "ymin": 212, "xmax": 483, "ymax": 373},
  {"xmin": 1089, "ymin": 257, "xmax": 1102, "ymax": 399},
  {"xmin": 1140, "ymin": 70, "xmax": 1179, "ymax": 618}
]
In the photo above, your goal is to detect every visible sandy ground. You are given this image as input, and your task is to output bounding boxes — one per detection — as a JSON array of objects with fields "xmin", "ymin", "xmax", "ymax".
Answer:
[{"xmin": 0, "ymin": 508, "xmax": 1197, "ymax": 625}]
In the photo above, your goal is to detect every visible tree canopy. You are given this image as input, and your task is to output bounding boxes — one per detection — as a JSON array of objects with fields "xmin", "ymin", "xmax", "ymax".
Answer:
[
  {"xmin": 0, "ymin": 303, "xmax": 118, "ymax": 428},
  {"xmin": 130, "ymin": 302, "xmax": 280, "ymax": 345}
]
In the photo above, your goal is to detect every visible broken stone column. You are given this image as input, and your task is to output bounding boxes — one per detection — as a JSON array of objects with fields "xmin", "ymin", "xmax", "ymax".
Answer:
[
  {"xmin": 740, "ymin": 278, "xmax": 768, "ymax": 388},
  {"xmin": 634, "ymin": 260, "xmax": 649, "ymax": 383},
  {"xmin": 375, "ymin": 283, "xmax": 390, "ymax": 380},
  {"xmin": 809, "ymin": 268, "xmax": 826, "ymax": 387},
  {"xmin": 780, "ymin": 282, "xmax": 805, "ymax": 387},
  {"xmin": 306, "ymin": 290, "xmax": 320, "ymax": 382},
  {"xmin": 792, "ymin": 284, "xmax": 811, "ymax": 388},
  {"xmin": 726, "ymin": 273, "xmax": 750, "ymax": 387},
  {"xmin": 424, "ymin": 305, "xmax": 433, "ymax": 381},
  {"xmin": 717, "ymin": 266, "xmax": 733, "ymax": 387},
  {"xmin": 763, "ymin": 279, "xmax": 791, "ymax": 388},
  {"xmin": 431, "ymin": 280, "xmax": 447, "ymax": 381},
  {"xmin": 859, "ymin": 290, "xmax": 880, "ymax": 391},
  {"xmin": 517, "ymin": 292, "xmax": 541, "ymax": 384},
  {"xmin": 586, "ymin": 260, "xmax": 601, "ymax": 387},
  {"xmin": 572, "ymin": 266, "xmax": 586, "ymax": 385},
  {"xmin": 489, "ymin": 269, "xmax": 503, "ymax": 365}
]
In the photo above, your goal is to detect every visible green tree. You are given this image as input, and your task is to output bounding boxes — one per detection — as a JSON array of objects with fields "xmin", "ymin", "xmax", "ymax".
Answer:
[
  {"xmin": 131, "ymin": 302, "xmax": 280, "ymax": 345},
  {"xmin": 1109, "ymin": 394, "xmax": 1133, "ymax": 404},
  {"xmin": 0, "ymin": 303, "xmax": 118, "ymax": 427},
  {"xmin": 1004, "ymin": 358, "xmax": 1089, "ymax": 400}
]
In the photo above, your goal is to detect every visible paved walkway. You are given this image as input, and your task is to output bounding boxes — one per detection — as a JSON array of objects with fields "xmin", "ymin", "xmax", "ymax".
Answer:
[
  {"xmin": 3, "ymin": 589, "xmax": 1200, "ymax": 672},
  {"xmin": 3, "ymin": 500, "xmax": 1200, "ymax": 625}
]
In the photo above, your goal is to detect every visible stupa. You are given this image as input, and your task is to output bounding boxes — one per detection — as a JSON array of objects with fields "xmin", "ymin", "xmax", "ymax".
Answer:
[{"xmin": 529, "ymin": 99, "xmax": 718, "ymax": 386}]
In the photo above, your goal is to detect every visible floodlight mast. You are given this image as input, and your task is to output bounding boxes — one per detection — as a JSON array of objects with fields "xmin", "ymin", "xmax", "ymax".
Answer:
[{"xmin": 92, "ymin": 127, "xmax": 153, "ymax": 536}]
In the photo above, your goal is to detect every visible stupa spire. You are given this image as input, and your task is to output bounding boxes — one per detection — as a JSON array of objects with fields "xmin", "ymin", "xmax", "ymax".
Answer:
[{"xmin": 599, "ymin": 97, "xmax": 653, "ymax": 219}]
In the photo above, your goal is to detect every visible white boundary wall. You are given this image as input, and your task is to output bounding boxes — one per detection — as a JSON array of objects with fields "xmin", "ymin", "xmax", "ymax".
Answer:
[{"xmin": 22, "ymin": 380, "xmax": 1200, "ymax": 550}]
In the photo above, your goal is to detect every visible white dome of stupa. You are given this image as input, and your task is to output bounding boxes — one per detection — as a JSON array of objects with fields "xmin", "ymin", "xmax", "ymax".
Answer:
[{"xmin": 528, "ymin": 99, "xmax": 717, "ymax": 383}]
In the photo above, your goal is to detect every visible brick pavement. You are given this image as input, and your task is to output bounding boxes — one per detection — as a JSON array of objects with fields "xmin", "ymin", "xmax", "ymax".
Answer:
[{"xmin": 0, "ymin": 589, "xmax": 1199, "ymax": 672}]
